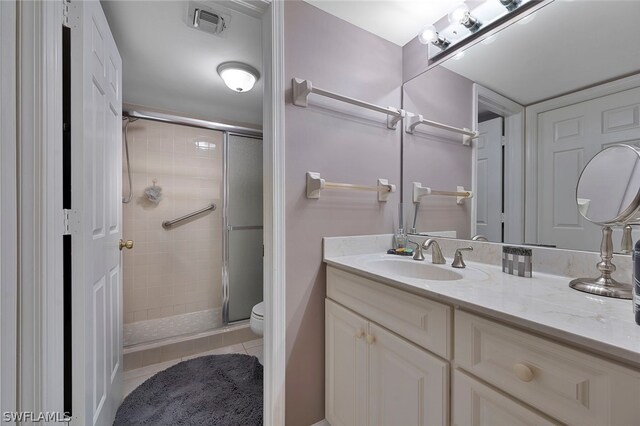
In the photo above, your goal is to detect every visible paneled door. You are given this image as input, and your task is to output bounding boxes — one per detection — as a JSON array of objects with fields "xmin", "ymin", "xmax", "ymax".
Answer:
[
  {"xmin": 368, "ymin": 323, "xmax": 449, "ymax": 426},
  {"xmin": 537, "ymin": 86, "xmax": 640, "ymax": 250},
  {"xmin": 325, "ymin": 300, "xmax": 368, "ymax": 426},
  {"xmin": 476, "ymin": 117, "xmax": 503, "ymax": 242},
  {"xmin": 70, "ymin": 1, "xmax": 123, "ymax": 425}
]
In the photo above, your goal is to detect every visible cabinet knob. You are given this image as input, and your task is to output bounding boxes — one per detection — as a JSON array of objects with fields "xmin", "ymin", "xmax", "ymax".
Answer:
[
  {"xmin": 513, "ymin": 363, "xmax": 534, "ymax": 382},
  {"xmin": 365, "ymin": 334, "xmax": 376, "ymax": 345},
  {"xmin": 356, "ymin": 328, "xmax": 365, "ymax": 339}
]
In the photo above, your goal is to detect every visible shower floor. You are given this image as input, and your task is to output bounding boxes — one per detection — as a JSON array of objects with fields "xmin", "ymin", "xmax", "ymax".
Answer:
[{"xmin": 124, "ymin": 308, "xmax": 223, "ymax": 347}]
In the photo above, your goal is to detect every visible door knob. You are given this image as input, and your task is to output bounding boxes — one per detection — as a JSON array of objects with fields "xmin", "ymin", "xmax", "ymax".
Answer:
[{"xmin": 119, "ymin": 239, "xmax": 134, "ymax": 250}]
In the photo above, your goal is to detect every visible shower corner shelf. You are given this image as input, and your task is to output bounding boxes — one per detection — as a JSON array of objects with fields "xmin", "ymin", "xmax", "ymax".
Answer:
[{"xmin": 306, "ymin": 171, "xmax": 396, "ymax": 202}]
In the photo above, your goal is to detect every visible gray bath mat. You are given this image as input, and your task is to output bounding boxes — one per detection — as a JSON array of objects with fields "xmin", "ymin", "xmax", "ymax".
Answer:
[{"xmin": 114, "ymin": 354, "xmax": 263, "ymax": 425}]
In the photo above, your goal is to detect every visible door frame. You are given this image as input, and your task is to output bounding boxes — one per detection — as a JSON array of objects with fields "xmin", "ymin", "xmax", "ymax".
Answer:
[
  {"xmin": 21, "ymin": 0, "xmax": 286, "ymax": 424},
  {"xmin": 262, "ymin": 1, "xmax": 287, "ymax": 424},
  {"xmin": 524, "ymin": 72, "xmax": 640, "ymax": 244},
  {"xmin": 15, "ymin": 0, "xmax": 66, "ymax": 419},
  {"xmin": 1, "ymin": 0, "xmax": 18, "ymax": 420},
  {"xmin": 472, "ymin": 84, "xmax": 524, "ymax": 243}
]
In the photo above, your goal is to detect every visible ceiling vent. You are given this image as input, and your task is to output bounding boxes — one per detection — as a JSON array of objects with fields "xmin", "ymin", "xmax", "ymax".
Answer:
[{"xmin": 187, "ymin": 2, "xmax": 231, "ymax": 37}]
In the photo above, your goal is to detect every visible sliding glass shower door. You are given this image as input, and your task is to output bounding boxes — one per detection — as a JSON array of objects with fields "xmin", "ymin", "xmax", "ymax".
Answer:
[{"xmin": 223, "ymin": 134, "xmax": 263, "ymax": 323}]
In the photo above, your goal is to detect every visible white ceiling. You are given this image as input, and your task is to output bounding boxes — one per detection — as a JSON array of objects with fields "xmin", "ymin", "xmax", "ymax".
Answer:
[
  {"xmin": 101, "ymin": 0, "xmax": 263, "ymax": 127},
  {"xmin": 440, "ymin": 0, "xmax": 640, "ymax": 105},
  {"xmin": 303, "ymin": 0, "xmax": 454, "ymax": 46}
]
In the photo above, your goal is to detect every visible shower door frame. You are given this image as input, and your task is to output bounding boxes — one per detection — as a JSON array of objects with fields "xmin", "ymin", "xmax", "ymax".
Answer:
[
  {"xmin": 222, "ymin": 132, "xmax": 264, "ymax": 326},
  {"xmin": 121, "ymin": 109, "xmax": 264, "ymax": 328}
]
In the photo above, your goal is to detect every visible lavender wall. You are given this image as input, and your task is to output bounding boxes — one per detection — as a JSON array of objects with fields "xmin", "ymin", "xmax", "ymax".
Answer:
[
  {"xmin": 402, "ymin": 66, "xmax": 474, "ymax": 238},
  {"xmin": 284, "ymin": 1, "xmax": 403, "ymax": 424}
]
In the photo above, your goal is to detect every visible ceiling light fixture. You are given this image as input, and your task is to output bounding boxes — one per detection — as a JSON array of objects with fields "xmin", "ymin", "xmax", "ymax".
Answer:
[
  {"xmin": 499, "ymin": 0, "xmax": 521, "ymax": 12},
  {"xmin": 217, "ymin": 62, "xmax": 260, "ymax": 93},
  {"xmin": 448, "ymin": 3, "xmax": 482, "ymax": 33},
  {"xmin": 417, "ymin": 25, "xmax": 451, "ymax": 50}
]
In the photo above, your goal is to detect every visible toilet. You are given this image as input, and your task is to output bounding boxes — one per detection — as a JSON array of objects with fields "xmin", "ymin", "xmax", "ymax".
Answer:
[{"xmin": 250, "ymin": 301, "xmax": 264, "ymax": 336}]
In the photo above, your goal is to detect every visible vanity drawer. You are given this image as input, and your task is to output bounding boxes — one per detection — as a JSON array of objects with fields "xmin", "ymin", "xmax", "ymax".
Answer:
[
  {"xmin": 327, "ymin": 266, "xmax": 451, "ymax": 359},
  {"xmin": 453, "ymin": 369, "xmax": 559, "ymax": 426},
  {"xmin": 454, "ymin": 310, "xmax": 640, "ymax": 426}
]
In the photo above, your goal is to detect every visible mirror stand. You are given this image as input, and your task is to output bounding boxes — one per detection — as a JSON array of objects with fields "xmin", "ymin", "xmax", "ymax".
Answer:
[{"xmin": 569, "ymin": 226, "xmax": 632, "ymax": 299}]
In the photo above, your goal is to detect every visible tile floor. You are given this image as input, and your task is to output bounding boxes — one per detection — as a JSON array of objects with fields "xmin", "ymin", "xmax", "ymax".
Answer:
[{"xmin": 123, "ymin": 338, "xmax": 263, "ymax": 397}]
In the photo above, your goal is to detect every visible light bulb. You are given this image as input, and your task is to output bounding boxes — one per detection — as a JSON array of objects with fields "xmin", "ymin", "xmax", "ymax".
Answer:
[
  {"xmin": 448, "ymin": 3, "xmax": 481, "ymax": 32},
  {"xmin": 449, "ymin": 4, "xmax": 470, "ymax": 26},
  {"xmin": 418, "ymin": 25, "xmax": 438, "ymax": 44}
]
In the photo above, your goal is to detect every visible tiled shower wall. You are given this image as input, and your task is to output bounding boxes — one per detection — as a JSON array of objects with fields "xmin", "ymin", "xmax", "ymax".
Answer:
[{"xmin": 122, "ymin": 119, "xmax": 223, "ymax": 325}]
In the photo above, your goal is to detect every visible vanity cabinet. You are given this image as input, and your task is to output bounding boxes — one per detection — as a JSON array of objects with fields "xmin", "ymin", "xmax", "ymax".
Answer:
[
  {"xmin": 326, "ymin": 266, "xmax": 640, "ymax": 426},
  {"xmin": 326, "ymin": 300, "xmax": 449, "ymax": 426}
]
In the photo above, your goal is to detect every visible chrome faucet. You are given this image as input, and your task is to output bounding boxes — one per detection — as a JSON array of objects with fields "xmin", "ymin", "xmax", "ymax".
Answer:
[
  {"xmin": 452, "ymin": 247, "xmax": 473, "ymax": 268},
  {"xmin": 422, "ymin": 239, "xmax": 446, "ymax": 264},
  {"xmin": 407, "ymin": 240, "xmax": 425, "ymax": 261},
  {"xmin": 472, "ymin": 235, "xmax": 488, "ymax": 241}
]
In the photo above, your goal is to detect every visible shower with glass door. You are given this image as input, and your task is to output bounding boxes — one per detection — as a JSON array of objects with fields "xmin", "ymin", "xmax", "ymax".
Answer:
[{"xmin": 120, "ymin": 111, "xmax": 263, "ymax": 349}]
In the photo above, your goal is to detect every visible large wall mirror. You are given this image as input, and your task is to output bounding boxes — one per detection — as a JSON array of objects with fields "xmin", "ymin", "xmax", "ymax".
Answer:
[{"xmin": 402, "ymin": 0, "xmax": 640, "ymax": 253}]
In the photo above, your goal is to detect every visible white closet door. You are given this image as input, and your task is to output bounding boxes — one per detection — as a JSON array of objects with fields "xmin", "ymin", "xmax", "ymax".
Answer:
[
  {"xmin": 537, "ymin": 86, "xmax": 640, "ymax": 250},
  {"xmin": 71, "ymin": 1, "xmax": 123, "ymax": 425},
  {"xmin": 476, "ymin": 117, "xmax": 503, "ymax": 242},
  {"xmin": 368, "ymin": 323, "xmax": 449, "ymax": 426}
]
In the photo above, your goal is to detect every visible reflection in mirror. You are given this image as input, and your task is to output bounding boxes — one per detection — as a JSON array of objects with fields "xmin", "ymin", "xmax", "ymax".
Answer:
[
  {"xmin": 576, "ymin": 145, "xmax": 640, "ymax": 226},
  {"xmin": 402, "ymin": 0, "xmax": 640, "ymax": 253}
]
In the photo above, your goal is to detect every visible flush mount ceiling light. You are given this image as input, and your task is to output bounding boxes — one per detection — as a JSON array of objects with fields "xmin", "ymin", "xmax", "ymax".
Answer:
[
  {"xmin": 217, "ymin": 62, "xmax": 260, "ymax": 93},
  {"xmin": 418, "ymin": 25, "xmax": 451, "ymax": 50},
  {"xmin": 448, "ymin": 3, "xmax": 482, "ymax": 33}
]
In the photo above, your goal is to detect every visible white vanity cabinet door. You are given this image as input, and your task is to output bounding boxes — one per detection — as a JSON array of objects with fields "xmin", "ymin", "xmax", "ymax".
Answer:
[
  {"xmin": 368, "ymin": 323, "xmax": 449, "ymax": 426},
  {"xmin": 453, "ymin": 370, "xmax": 559, "ymax": 426},
  {"xmin": 326, "ymin": 300, "xmax": 369, "ymax": 426}
]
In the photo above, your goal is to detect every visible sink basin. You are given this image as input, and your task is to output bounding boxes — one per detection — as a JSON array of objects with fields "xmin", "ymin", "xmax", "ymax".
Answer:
[{"xmin": 365, "ymin": 258, "xmax": 463, "ymax": 281}]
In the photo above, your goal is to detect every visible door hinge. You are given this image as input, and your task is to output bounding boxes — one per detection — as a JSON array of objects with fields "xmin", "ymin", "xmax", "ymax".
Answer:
[
  {"xmin": 63, "ymin": 209, "xmax": 72, "ymax": 235},
  {"xmin": 62, "ymin": 0, "xmax": 70, "ymax": 28},
  {"xmin": 501, "ymin": 212, "xmax": 505, "ymax": 223},
  {"xmin": 501, "ymin": 136, "xmax": 506, "ymax": 146}
]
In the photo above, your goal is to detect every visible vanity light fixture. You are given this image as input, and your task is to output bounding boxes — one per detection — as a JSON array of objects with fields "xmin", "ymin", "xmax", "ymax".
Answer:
[
  {"xmin": 217, "ymin": 62, "xmax": 260, "ymax": 93},
  {"xmin": 418, "ymin": 25, "xmax": 451, "ymax": 50},
  {"xmin": 499, "ymin": 0, "xmax": 521, "ymax": 12},
  {"xmin": 448, "ymin": 3, "xmax": 482, "ymax": 33}
]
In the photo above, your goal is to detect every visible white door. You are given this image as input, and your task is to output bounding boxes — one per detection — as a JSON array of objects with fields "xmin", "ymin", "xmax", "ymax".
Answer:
[
  {"xmin": 538, "ymin": 86, "xmax": 640, "ymax": 250},
  {"xmin": 368, "ymin": 323, "xmax": 449, "ymax": 426},
  {"xmin": 70, "ymin": 1, "xmax": 123, "ymax": 425},
  {"xmin": 476, "ymin": 117, "xmax": 503, "ymax": 242},
  {"xmin": 452, "ymin": 370, "xmax": 559, "ymax": 426},
  {"xmin": 325, "ymin": 300, "xmax": 368, "ymax": 426}
]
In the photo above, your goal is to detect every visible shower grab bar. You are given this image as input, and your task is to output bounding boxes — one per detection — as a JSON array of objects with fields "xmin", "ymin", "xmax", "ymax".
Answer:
[
  {"xmin": 405, "ymin": 113, "xmax": 479, "ymax": 146},
  {"xmin": 292, "ymin": 78, "xmax": 406, "ymax": 129},
  {"xmin": 162, "ymin": 203, "xmax": 216, "ymax": 229}
]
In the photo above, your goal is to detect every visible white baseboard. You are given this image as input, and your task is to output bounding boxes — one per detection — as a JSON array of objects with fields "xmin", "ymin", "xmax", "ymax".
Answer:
[{"xmin": 310, "ymin": 420, "xmax": 330, "ymax": 426}]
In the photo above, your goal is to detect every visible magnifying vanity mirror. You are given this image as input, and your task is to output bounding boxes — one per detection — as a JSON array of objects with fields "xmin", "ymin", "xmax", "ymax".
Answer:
[
  {"xmin": 569, "ymin": 144, "xmax": 640, "ymax": 299},
  {"xmin": 401, "ymin": 0, "xmax": 640, "ymax": 258}
]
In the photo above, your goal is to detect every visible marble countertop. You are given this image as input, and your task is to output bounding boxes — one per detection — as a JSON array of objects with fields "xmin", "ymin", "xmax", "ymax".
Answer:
[{"xmin": 324, "ymin": 252, "xmax": 640, "ymax": 367}]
